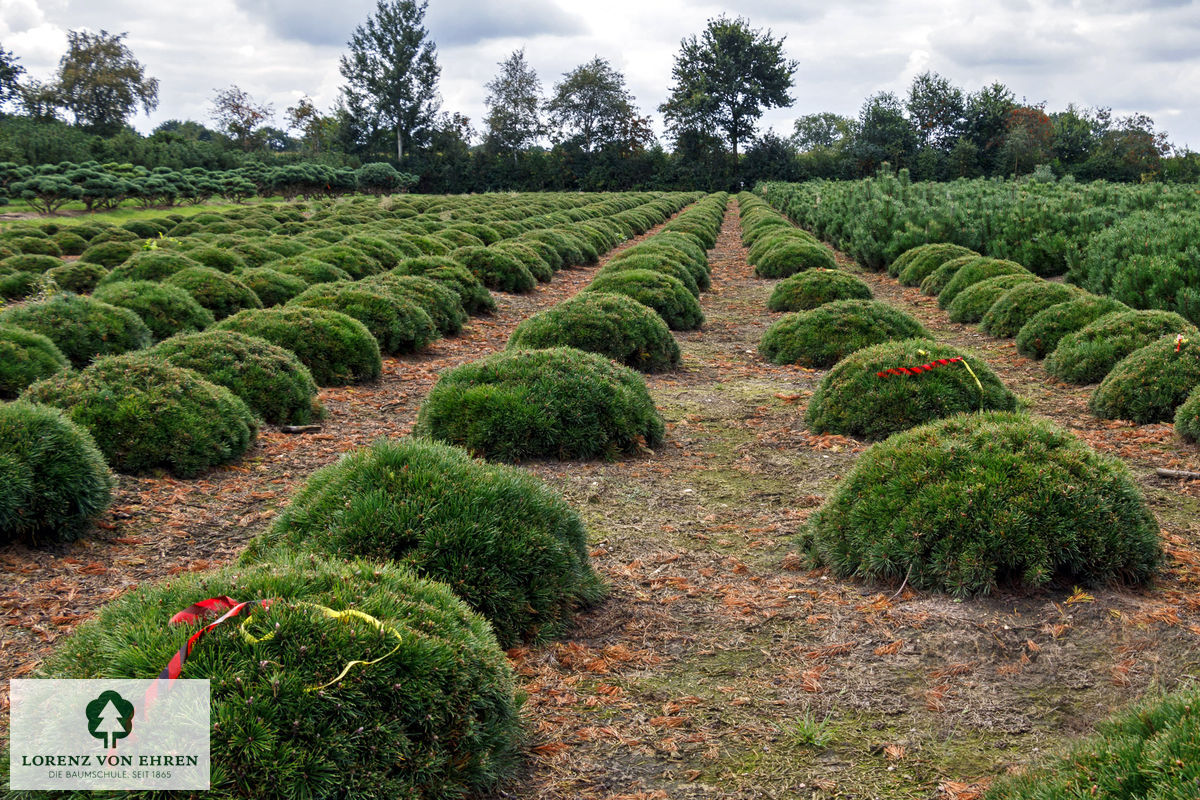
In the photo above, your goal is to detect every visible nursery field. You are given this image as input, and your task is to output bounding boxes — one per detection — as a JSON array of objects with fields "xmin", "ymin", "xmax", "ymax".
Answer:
[{"xmin": 0, "ymin": 189, "xmax": 1198, "ymax": 799}]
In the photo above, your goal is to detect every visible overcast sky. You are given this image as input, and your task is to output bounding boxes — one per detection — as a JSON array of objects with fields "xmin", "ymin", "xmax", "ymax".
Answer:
[{"xmin": 2, "ymin": 0, "xmax": 1198, "ymax": 148}]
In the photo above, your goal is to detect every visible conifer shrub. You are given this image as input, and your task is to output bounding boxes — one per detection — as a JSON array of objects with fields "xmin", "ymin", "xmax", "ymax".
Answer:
[
  {"xmin": 806, "ymin": 339, "xmax": 1018, "ymax": 440},
  {"xmin": 405, "ymin": 234, "xmax": 453, "ymax": 256},
  {"xmin": 513, "ymin": 235, "xmax": 563, "ymax": 272},
  {"xmin": 508, "ymin": 292, "xmax": 679, "ymax": 373},
  {"xmin": 94, "ymin": 280, "xmax": 215, "ymax": 341},
  {"xmin": 12, "ymin": 236, "xmax": 62, "ymax": 256},
  {"xmin": 305, "ymin": 245, "xmax": 381, "ymax": 280},
  {"xmin": 49, "ymin": 230, "xmax": 88, "ymax": 256},
  {"xmin": 44, "ymin": 261, "xmax": 108, "ymax": 293},
  {"xmin": 598, "ymin": 254, "xmax": 700, "ymax": 297},
  {"xmin": 0, "ymin": 325, "xmax": 68, "ymax": 399},
  {"xmin": 341, "ymin": 234, "xmax": 403, "ymax": 269},
  {"xmin": 885, "ymin": 244, "xmax": 923, "ymax": 279},
  {"xmin": 0, "ymin": 270, "xmax": 37, "ymax": 299},
  {"xmin": 153, "ymin": 330, "xmax": 322, "ymax": 425},
  {"xmin": 767, "ymin": 269, "xmax": 873, "ymax": 312},
  {"xmin": 1176, "ymin": 384, "xmax": 1200, "ymax": 442},
  {"xmin": 1045, "ymin": 310, "xmax": 1197, "ymax": 384},
  {"xmin": 186, "ymin": 245, "xmax": 247, "ymax": 273},
  {"xmin": 754, "ymin": 240, "xmax": 837, "ymax": 278},
  {"xmin": 759, "ymin": 300, "xmax": 929, "ymax": 368},
  {"xmin": 0, "ymin": 401, "xmax": 114, "ymax": 544},
  {"xmin": 416, "ymin": 347, "xmax": 665, "ymax": 461},
  {"xmin": 1016, "ymin": 295, "xmax": 1128, "ymax": 359},
  {"xmin": 2, "ymin": 253, "xmax": 61, "ymax": 273},
  {"xmin": 120, "ymin": 219, "xmax": 165, "ymax": 238},
  {"xmin": 895, "ymin": 244, "xmax": 978, "ymax": 284},
  {"xmin": 22, "ymin": 354, "xmax": 257, "ymax": 477},
  {"xmin": 290, "ymin": 284, "xmax": 437, "ymax": 355},
  {"xmin": 1089, "ymin": 336, "xmax": 1200, "ymax": 423},
  {"xmin": 360, "ymin": 273, "xmax": 467, "ymax": 336},
  {"xmin": 747, "ymin": 229, "xmax": 818, "ymax": 266},
  {"xmin": 98, "ymin": 250, "xmax": 202, "ymax": 285},
  {"xmin": 260, "ymin": 237, "xmax": 309, "ymax": 259},
  {"xmin": 584, "ymin": 269, "xmax": 703, "ymax": 331},
  {"xmin": 215, "ymin": 308, "xmax": 382, "ymax": 386},
  {"xmin": 40, "ymin": 554, "xmax": 523, "ymax": 800},
  {"xmin": 552, "ymin": 226, "xmax": 601, "ymax": 264},
  {"xmin": 452, "ymin": 246, "xmax": 536, "ymax": 293},
  {"xmin": 524, "ymin": 229, "xmax": 583, "ymax": 266},
  {"xmin": 238, "ymin": 267, "xmax": 308, "ymax": 307},
  {"xmin": 937, "ymin": 259, "xmax": 1031, "ymax": 307},
  {"xmin": 271, "ymin": 257, "xmax": 352, "ymax": 285},
  {"xmin": 435, "ymin": 229, "xmax": 485, "ymax": 250},
  {"xmin": 491, "ymin": 241, "xmax": 552, "ymax": 282},
  {"xmin": 395, "ymin": 258, "xmax": 495, "ymax": 315},
  {"xmin": 87, "ymin": 227, "xmax": 140, "ymax": 245},
  {"xmin": 980, "ymin": 280, "xmax": 1082, "ymax": 338},
  {"xmin": 164, "ymin": 266, "xmax": 263, "ymax": 320},
  {"xmin": 448, "ymin": 222, "xmax": 501, "ymax": 246},
  {"xmin": 79, "ymin": 240, "xmax": 136, "ymax": 269},
  {"xmin": 0, "ymin": 293, "xmax": 152, "ymax": 367},
  {"xmin": 251, "ymin": 438, "xmax": 605, "ymax": 646},
  {"xmin": 945, "ymin": 274, "xmax": 1040, "ymax": 323},
  {"xmin": 802, "ymin": 412, "xmax": 1161, "ymax": 596}
]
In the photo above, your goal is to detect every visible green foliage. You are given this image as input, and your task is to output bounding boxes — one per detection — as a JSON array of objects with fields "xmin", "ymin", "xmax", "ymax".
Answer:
[
  {"xmin": 453, "ymin": 246, "xmax": 536, "ymax": 293},
  {"xmin": 21, "ymin": 353, "xmax": 257, "ymax": 477},
  {"xmin": 491, "ymin": 241, "xmax": 553, "ymax": 282},
  {"xmin": 584, "ymin": 269, "xmax": 704, "ymax": 330},
  {"xmin": 1016, "ymin": 295, "xmax": 1128, "ymax": 359},
  {"xmin": 598, "ymin": 253, "xmax": 700, "ymax": 297},
  {"xmin": 0, "ymin": 324, "xmax": 68, "ymax": 399},
  {"xmin": 508, "ymin": 292, "xmax": 680, "ymax": 372},
  {"xmin": 1045, "ymin": 310, "xmax": 1197, "ymax": 384},
  {"xmin": 237, "ymin": 267, "xmax": 308, "ymax": 307},
  {"xmin": 44, "ymin": 261, "xmax": 109, "ymax": 293},
  {"xmin": 215, "ymin": 307, "xmax": 382, "ymax": 386},
  {"xmin": 271, "ymin": 256, "xmax": 352, "ymax": 285},
  {"xmin": 0, "ymin": 270, "xmax": 37, "ymax": 299},
  {"xmin": 754, "ymin": 239, "xmax": 837, "ymax": 278},
  {"xmin": 163, "ymin": 266, "xmax": 263, "ymax": 320},
  {"xmin": 806, "ymin": 339, "xmax": 1018, "ymax": 440},
  {"xmin": 767, "ymin": 268, "xmax": 872, "ymax": 312},
  {"xmin": 980, "ymin": 280, "xmax": 1081, "ymax": 337},
  {"xmin": 99, "ymin": 250, "xmax": 202, "ymax": 285},
  {"xmin": 1, "ymin": 253, "xmax": 62, "ymax": 273},
  {"xmin": 40, "ymin": 554, "xmax": 523, "ymax": 800},
  {"xmin": 1090, "ymin": 336, "xmax": 1200, "ymax": 424},
  {"xmin": 395, "ymin": 257, "xmax": 495, "ymax": 315},
  {"xmin": 251, "ymin": 437, "xmax": 604, "ymax": 645},
  {"xmin": 153, "ymin": 330, "xmax": 321, "ymax": 425},
  {"xmin": 0, "ymin": 401, "xmax": 114, "ymax": 544},
  {"xmin": 0, "ymin": 293, "xmax": 152, "ymax": 367},
  {"xmin": 416, "ymin": 347, "xmax": 665, "ymax": 461},
  {"xmin": 917, "ymin": 255, "xmax": 984, "ymax": 295},
  {"xmin": 802, "ymin": 412, "xmax": 1161, "ymax": 595},
  {"xmin": 290, "ymin": 283, "xmax": 437, "ymax": 355},
  {"xmin": 1176, "ymin": 384, "xmax": 1200, "ymax": 442},
  {"xmin": 94, "ymin": 280, "xmax": 215, "ymax": 341},
  {"xmin": 936, "ymin": 258, "xmax": 1030, "ymax": 307},
  {"xmin": 79, "ymin": 240, "xmax": 136, "ymax": 269},
  {"xmin": 306, "ymin": 244, "xmax": 382, "ymax": 280},
  {"xmin": 186, "ymin": 245, "xmax": 247, "ymax": 273},
  {"xmin": 759, "ymin": 299, "xmax": 928, "ymax": 368},
  {"xmin": 895, "ymin": 244, "xmax": 978, "ymax": 285},
  {"xmin": 360, "ymin": 273, "xmax": 467, "ymax": 336},
  {"xmin": 49, "ymin": 230, "xmax": 89, "ymax": 256},
  {"xmin": 945, "ymin": 273, "xmax": 1039, "ymax": 323}
]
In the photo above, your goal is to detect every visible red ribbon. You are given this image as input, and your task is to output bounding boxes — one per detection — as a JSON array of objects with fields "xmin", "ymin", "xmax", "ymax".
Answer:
[{"xmin": 876, "ymin": 357, "xmax": 964, "ymax": 378}]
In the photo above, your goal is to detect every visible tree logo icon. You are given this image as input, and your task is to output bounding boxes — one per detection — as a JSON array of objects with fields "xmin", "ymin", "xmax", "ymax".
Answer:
[{"xmin": 85, "ymin": 690, "xmax": 134, "ymax": 749}]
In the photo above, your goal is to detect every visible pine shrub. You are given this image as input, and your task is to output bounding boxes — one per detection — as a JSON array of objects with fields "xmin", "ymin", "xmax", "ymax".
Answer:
[
  {"xmin": 44, "ymin": 261, "xmax": 109, "ymax": 293},
  {"xmin": 93, "ymin": 280, "xmax": 215, "ymax": 342},
  {"xmin": 492, "ymin": 241, "xmax": 552, "ymax": 282},
  {"xmin": 39, "ymin": 554, "xmax": 523, "ymax": 800},
  {"xmin": 937, "ymin": 259, "xmax": 1031, "ymax": 308},
  {"xmin": 0, "ymin": 401, "xmax": 114, "ymax": 544},
  {"xmin": 306, "ymin": 245, "xmax": 381, "ymax": 280},
  {"xmin": 50, "ymin": 230, "xmax": 88, "ymax": 256},
  {"xmin": 802, "ymin": 412, "xmax": 1161, "ymax": 595},
  {"xmin": 22, "ymin": 354, "xmax": 257, "ymax": 477},
  {"xmin": 452, "ymin": 246, "xmax": 536, "ymax": 293},
  {"xmin": 215, "ymin": 308, "xmax": 382, "ymax": 386},
  {"xmin": 980, "ymin": 281, "xmax": 1081, "ymax": 338},
  {"xmin": 251, "ymin": 438, "xmax": 605, "ymax": 645},
  {"xmin": 98, "ymin": 250, "xmax": 202, "ymax": 285},
  {"xmin": 290, "ymin": 284, "xmax": 437, "ymax": 355},
  {"xmin": 0, "ymin": 293, "xmax": 152, "ymax": 368},
  {"xmin": 79, "ymin": 240, "xmax": 136, "ymax": 269},
  {"xmin": 806, "ymin": 339, "xmax": 1018, "ymax": 440},
  {"xmin": 271, "ymin": 257, "xmax": 353, "ymax": 285},
  {"xmin": 0, "ymin": 270, "xmax": 37, "ymax": 299},
  {"xmin": 524, "ymin": 229, "xmax": 583, "ymax": 266},
  {"xmin": 508, "ymin": 292, "xmax": 680, "ymax": 372},
  {"xmin": 945, "ymin": 274, "xmax": 1039, "ymax": 323},
  {"xmin": 584, "ymin": 269, "xmax": 703, "ymax": 330},
  {"xmin": 1176, "ymin": 384, "xmax": 1200, "ymax": 442},
  {"xmin": 1016, "ymin": 295, "xmax": 1128, "ymax": 360},
  {"xmin": 0, "ymin": 324, "xmax": 68, "ymax": 399},
  {"xmin": 186, "ymin": 245, "xmax": 247, "ymax": 273},
  {"xmin": 598, "ymin": 254, "xmax": 700, "ymax": 297},
  {"xmin": 754, "ymin": 240, "xmax": 837, "ymax": 278},
  {"xmin": 416, "ymin": 347, "xmax": 665, "ymax": 461},
  {"xmin": 917, "ymin": 255, "xmax": 986, "ymax": 295},
  {"xmin": 1, "ymin": 253, "xmax": 61, "ymax": 273},
  {"xmin": 164, "ymin": 266, "xmax": 263, "ymax": 321},
  {"xmin": 759, "ymin": 300, "xmax": 929, "ymax": 368},
  {"xmin": 360, "ymin": 273, "xmax": 467, "ymax": 336},
  {"xmin": 1045, "ymin": 310, "xmax": 1197, "ymax": 384},
  {"xmin": 1090, "ymin": 336, "xmax": 1200, "ymax": 423},
  {"xmin": 238, "ymin": 267, "xmax": 308, "ymax": 307},
  {"xmin": 895, "ymin": 244, "xmax": 978, "ymax": 285},
  {"xmin": 153, "ymin": 330, "xmax": 322, "ymax": 425},
  {"xmin": 395, "ymin": 258, "xmax": 495, "ymax": 315},
  {"xmin": 747, "ymin": 229, "xmax": 818, "ymax": 265},
  {"xmin": 767, "ymin": 269, "xmax": 872, "ymax": 312}
]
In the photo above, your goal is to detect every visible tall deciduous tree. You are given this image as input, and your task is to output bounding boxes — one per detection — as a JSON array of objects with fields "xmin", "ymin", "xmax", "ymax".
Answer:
[
  {"xmin": 906, "ymin": 71, "xmax": 965, "ymax": 152},
  {"xmin": 484, "ymin": 48, "xmax": 544, "ymax": 159},
  {"xmin": 340, "ymin": 0, "xmax": 440, "ymax": 161},
  {"xmin": 0, "ymin": 46, "xmax": 25, "ymax": 112},
  {"xmin": 210, "ymin": 85, "xmax": 273, "ymax": 151},
  {"xmin": 544, "ymin": 56, "xmax": 646, "ymax": 153},
  {"xmin": 792, "ymin": 112, "xmax": 854, "ymax": 151},
  {"xmin": 659, "ymin": 16, "xmax": 797, "ymax": 174},
  {"xmin": 55, "ymin": 30, "xmax": 158, "ymax": 134}
]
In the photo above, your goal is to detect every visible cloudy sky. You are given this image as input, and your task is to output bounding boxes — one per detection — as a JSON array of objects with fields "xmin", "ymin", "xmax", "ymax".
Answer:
[{"xmin": 2, "ymin": 0, "xmax": 1198, "ymax": 148}]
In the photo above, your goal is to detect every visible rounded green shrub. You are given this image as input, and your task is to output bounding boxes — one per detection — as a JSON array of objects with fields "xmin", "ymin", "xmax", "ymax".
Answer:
[
  {"xmin": 290, "ymin": 284, "xmax": 437, "ymax": 355},
  {"xmin": 598, "ymin": 253, "xmax": 699, "ymax": 297},
  {"xmin": 79, "ymin": 240, "xmax": 136, "ymax": 269},
  {"xmin": 164, "ymin": 266, "xmax": 263, "ymax": 320},
  {"xmin": 0, "ymin": 401, "xmax": 114, "ymax": 544},
  {"xmin": 491, "ymin": 241, "xmax": 552, "ymax": 283},
  {"xmin": 747, "ymin": 230, "xmax": 817, "ymax": 265},
  {"xmin": 453, "ymin": 246, "xmax": 536, "ymax": 293},
  {"xmin": 767, "ymin": 269, "xmax": 872, "ymax": 312},
  {"xmin": 22, "ymin": 354, "xmax": 257, "ymax": 477},
  {"xmin": 272, "ymin": 256, "xmax": 352, "ymax": 285},
  {"xmin": 508, "ymin": 292, "xmax": 680, "ymax": 373},
  {"xmin": 360, "ymin": 273, "xmax": 467, "ymax": 337},
  {"xmin": 40, "ymin": 554, "xmax": 523, "ymax": 800},
  {"xmin": 945, "ymin": 274, "xmax": 1039, "ymax": 324},
  {"xmin": 759, "ymin": 300, "xmax": 929, "ymax": 368},
  {"xmin": 0, "ymin": 293, "xmax": 152, "ymax": 368},
  {"xmin": 306, "ymin": 245, "xmax": 381, "ymax": 280},
  {"xmin": 416, "ymin": 347, "xmax": 665, "ymax": 461},
  {"xmin": 12, "ymin": 236, "xmax": 61, "ymax": 256},
  {"xmin": 980, "ymin": 280, "xmax": 1081, "ymax": 338},
  {"xmin": 340, "ymin": 235, "xmax": 403, "ymax": 269},
  {"xmin": 153, "ymin": 330, "xmax": 321, "ymax": 425},
  {"xmin": 1176, "ymin": 384, "xmax": 1200, "ymax": 442},
  {"xmin": 250, "ymin": 438, "xmax": 605, "ymax": 645},
  {"xmin": 98, "ymin": 250, "xmax": 203, "ymax": 286},
  {"xmin": 215, "ymin": 308, "xmax": 382, "ymax": 386},
  {"xmin": 1090, "ymin": 336, "xmax": 1200, "ymax": 423},
  {"xmin": 584, "ymin": 269, "xmax": 703, "ymax": 331},
  {"xmin": 895, "ymin": 244, "xmax": 977, "ymax": 285},
  {"xmin": 0, "ymin": 324, "xmax": 68, "ymax": 399},
  {"xmin": 802, "ymin": 412, "xmax": 1162, "ymax": 595},
  {"xmin": 524, "ymin": 230, "xmax": 582, "ymax": 266},
  {"xmin": 44, "ymin": 261, "xmax": 109, "ymax": 293},
  {"xmin": 87, "ymin": 227, "xmax": 140, "ymax": 246},
  {"xmin": 937, "ymin": 259, "xmax": 1031, "ymax": 308},
  {"xmin": 616, "ymin": 243, "xmax": 709, "ymax": 292},
  {"xmin": 806, "ymin": 339, "xmax": 1018, "ymax": 440},
  {"xmin": 918, "ymin": 255, "xmax": 987, "ymax": 296},
  {"xmin": 396, "ymin": 257, "xmax": 495, "ymax": 315},
  {"xmin": 94, "ymin": 280, "xmax": 215, "ymax": 341},
  {"xmin": 754, "ymin": 240, "xmax": 836, "ymax": 278},
  {"xmin": 186, "ymin": 245, "xmax": 247, "ymax": 273},
  {"xmin": 0, "ymin": 270, "xmax": 37, "ymax": 299},
  {"xmin": 1045, "ymin": 310, "xmax": 1197, "ymax": 384},
  {"xmin": 238, "ymin": 267, "xmax": 308, "ymax": 307},
  {"xmin": 2, "ymin": 253, "xmax": 61, "ymax": 273},
  {"xmin": 121, "ymin": 219, "xmax": 166, "ymax": 238},
  {"xmin": 49, "ymin": 230, "xmax": 89, "ymax": 256},
  {"xmin": 1016, "ymin": 295, "xmax": 1128, "ymax": 360}
]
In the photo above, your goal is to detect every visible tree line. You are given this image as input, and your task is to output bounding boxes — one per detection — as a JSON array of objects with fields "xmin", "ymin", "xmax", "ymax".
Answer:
[{"xmin": 0, "ymin": 2, "xmax": 1195, "ymax": 194}]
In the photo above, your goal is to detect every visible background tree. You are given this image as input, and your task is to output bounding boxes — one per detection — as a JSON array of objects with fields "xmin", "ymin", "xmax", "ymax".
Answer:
[
  {"xmin": 210, "ymin": 85, "xmax": 273, "ymax": 151},
  {"xmin": 285, "ymin": 96, "xmax": 332, "ymax": 153},
  {"xmin": 340, "ymin": 0, "xmax": 440, "ymax": 161},
  {"xmin": 961, "ymin": 82, "xmax": 1017, "ymax": 173},
  {"xmin": 484, "ymin": 48, "xmax": 544, "ymax": 159},
  {"xmin": 0, "ymin": 47, "xmax": 25, "ymax": 113},
  {"xmin": 55, "ymin": 30, "xmax": 158, "ymax": 135},
  {"xmin": 544, "ymin": 57, "xmax": 644, "ymax": 153},
  {"xmin": 16, "ymin": 79, "xmax": 60, "ymax": 121},
  {"xmin": 852, "ymin": 91, "xmax": 918, "ymax": 173},
  {"xmin": 659, "ymin": 15, "xmax": 797, "ymax": 181},
  {"xmin": 998, "ymin": 105, "xmax": 1053, "ymax": 175},
  {"xmin": 792, "ymin": 112, "xmax": 854, "ymax": 151},
  {"xmin": 906, "ymin": 71, "xmax": 964, "ymax": 152}
]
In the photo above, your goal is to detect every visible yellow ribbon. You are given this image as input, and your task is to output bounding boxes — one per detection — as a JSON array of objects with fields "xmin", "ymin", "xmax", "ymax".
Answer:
[
  {"xmin": 238, "ymin": 602, "xmax": 404, "ymax": 693},
  {"xmin": 958, "ymin": 359, "xmax": 986, "ymax": 410}
]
